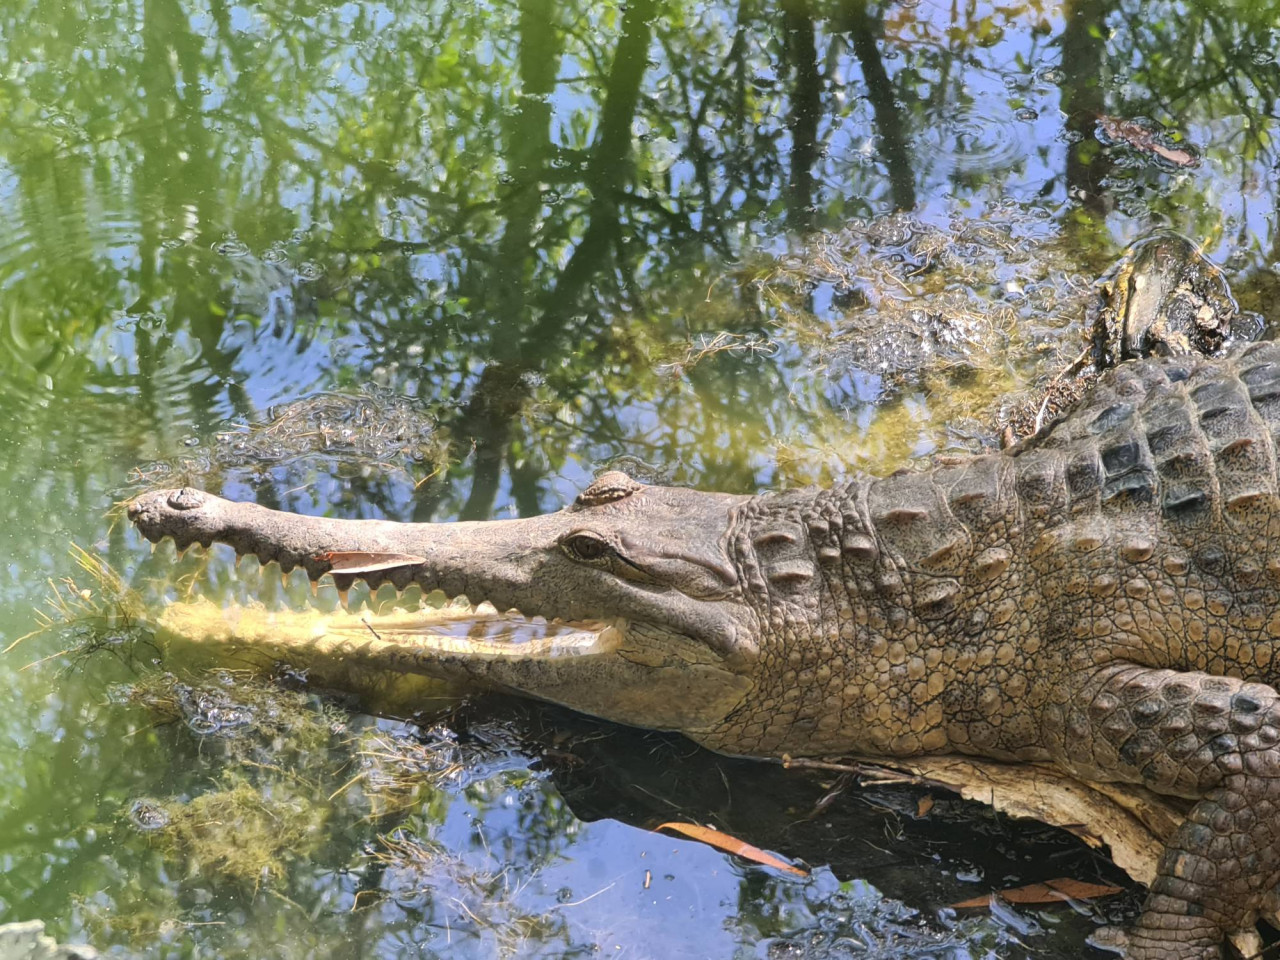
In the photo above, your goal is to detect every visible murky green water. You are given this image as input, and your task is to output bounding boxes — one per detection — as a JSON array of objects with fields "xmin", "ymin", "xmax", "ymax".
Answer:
[{"xmin": 3, "ymin": 1, "xmax": 1280, "ymax": 957}]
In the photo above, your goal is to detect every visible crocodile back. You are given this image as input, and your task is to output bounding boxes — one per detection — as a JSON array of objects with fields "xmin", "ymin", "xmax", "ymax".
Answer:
[
  {"xmin": 1010, "ymin": 340, "xmax": 1280, "ymax": 677},
  {"xmin": 704, "ymin": 343, "xmax": 1280, "ymax": 761}
]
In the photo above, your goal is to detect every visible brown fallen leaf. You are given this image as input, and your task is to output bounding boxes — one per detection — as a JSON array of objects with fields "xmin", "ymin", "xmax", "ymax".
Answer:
[
  {"xmin": 951, "ymin": 877, "xmax": 1124, "ymax": 909},
  {"xmin": 313, "ymin": 550, "xmax": 428, "ymax": 574},
  {"xmin": 916, "ymin": 794, "xmax": 935, "ymax": 818},
  {"xmin": 655, "ymin": 822, "xmax": 808, "ymax": 877},
  {"xmin": 1096, "ymin": 115, "xmax": 1199, "ymax": 168}
]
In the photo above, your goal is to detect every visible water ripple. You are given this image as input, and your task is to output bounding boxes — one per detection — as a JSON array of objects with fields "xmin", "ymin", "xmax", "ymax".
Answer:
[{"xmin": 918, "ymin": 108, "xmax": 1026, "ymax": 175}]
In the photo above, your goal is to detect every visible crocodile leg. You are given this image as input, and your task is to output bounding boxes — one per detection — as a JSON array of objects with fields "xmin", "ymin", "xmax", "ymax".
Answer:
[{"xmin": 1046, "ymin": 664, "xmax": 1280, "ymax": 959}]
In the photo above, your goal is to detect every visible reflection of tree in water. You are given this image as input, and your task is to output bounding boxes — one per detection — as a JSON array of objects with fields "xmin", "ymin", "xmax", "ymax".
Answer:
[{"xmin": 2, "ymin": 1, "xmax": 1279, "ymax": 527}]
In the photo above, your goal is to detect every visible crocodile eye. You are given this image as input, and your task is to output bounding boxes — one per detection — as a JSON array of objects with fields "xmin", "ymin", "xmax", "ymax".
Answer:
[{"xmin": 561, "ymin": 532, "xmax": 612, "ymax": 563}]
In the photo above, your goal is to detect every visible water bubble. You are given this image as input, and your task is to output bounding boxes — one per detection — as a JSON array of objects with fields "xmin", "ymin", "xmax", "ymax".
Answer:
[
  {"xmin": 214, "ymin": 233, "xmax": 250, "ymax": 258},
  {"xmin": 1038, "ymin": 66, "xmax": 1064, "ymax": 84},
  {"xmin": 129, "ymin": 799, "xmax": 170, "ymax": 832},
  {"xmin": 1230, "ymin": 310, "xmax": 1265, "ymax": 344},
  {"xmin": 295, "ymin": 261, "xmax": 323, "ymax": 282},
  {"xmin": 262, "ymin": 245, "xmax": 289, "ymax": 264},
  {"xmin": 926, "ymin": 111, "xmax": 1023, "ymax": 173},
  {"xmin": 186, "ymin": 715, "xmax": 219, "ymax": 736},
  {"xmin": 1015, "ymin": 107, "xmax": 1039, "ymax": 121},
  {"xmin": 1252, "ymin": 50, "xmax": 1276, "ymax": 65},
  {"xmin": 542, "ymin": 189, "xmax": 563, "ymax": 205},
  {"xmin": 766, "ymin": 940, "xmax": 805, "ymax": 960},
  {"xmin": 825, "ymin": 940, "xmax": 863, "ymax": 960}
]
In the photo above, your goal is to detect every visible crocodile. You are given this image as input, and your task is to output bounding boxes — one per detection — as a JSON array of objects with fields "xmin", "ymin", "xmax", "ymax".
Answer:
[{"xmin": 127, "ymin": 336, "xmax": 1280, "ymax": 960}]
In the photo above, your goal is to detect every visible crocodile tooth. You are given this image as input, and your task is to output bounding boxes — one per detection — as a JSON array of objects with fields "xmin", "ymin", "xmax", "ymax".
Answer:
[
  {"xmin": 505, "ymin": 608, "xmax": 520, "ymax": 617},
  {"xmin": 281, "ymin": 571, "xmax": 290, "ymax": 590},
  {"xmin": 149, "ymin": 541, "xmax": 157, "ymax": 555},
  {"xmin": 531, "ymin": 615, "xmax": 547, "ymax": 626},
  {"xmin": 309, "ymin": 580, "xmax": 318, "ymax": 598},
  {"xmin": 449, "ymin": 595, "xmax": 472, "ymax": 611},
  {"xmin": 337, "ymin": 587, "xmax": 350, "ymax": 609},
  {"xmin": 475, "ymin": 601, "xmax": 498, "ymax": 616}
]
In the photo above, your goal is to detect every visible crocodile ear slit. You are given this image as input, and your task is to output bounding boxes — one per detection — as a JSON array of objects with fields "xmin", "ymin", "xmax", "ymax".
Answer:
[{"xmin": 575, "ymin": 471, "xmax": 644, "ymax": 507}]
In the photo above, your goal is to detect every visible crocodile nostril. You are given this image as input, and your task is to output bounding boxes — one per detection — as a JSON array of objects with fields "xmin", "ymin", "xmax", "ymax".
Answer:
[
  {"xmin": 167, "ymin": 488, "xmax": 206, "ymax": 511},
  {"xmin": 126, "ymin": 500, "xmax": 142, "ymax": 521}
]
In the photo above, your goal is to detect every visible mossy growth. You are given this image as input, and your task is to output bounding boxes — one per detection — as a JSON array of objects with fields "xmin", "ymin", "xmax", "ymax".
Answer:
[
  {"xmin": 118, "ymin": 672, "xmax": 348, "ymax": 890},
  {"xmin": 126, "ymin": 668, "xmax": 346, "ymax": 762},
  {"xmin": 6, "ymin": 544, "xmax": 153, "ymax": 667},
  {"xmin": 348, "ymin": 726, "xmax": 473, "ymax": 817},
  {"xmin": 144, "ymin": 774, "xmax": 329, "ymax": 888}
]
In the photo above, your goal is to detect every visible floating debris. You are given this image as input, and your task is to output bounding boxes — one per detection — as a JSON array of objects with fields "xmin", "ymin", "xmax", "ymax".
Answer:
[
  {"xmin": 656, "ymin": 821, "xmax": 808, "ymax": 877},
  {"xmin": 1096, "ymin": 115, "xmax": 1200, "ymax": 169},
  {"xmin": 130, "ymin": 391, "xmax": 448, "ymax": 492},
  {"xmin": 952, "ymin": 877, "xmax": 1124, "ymax": 909}
]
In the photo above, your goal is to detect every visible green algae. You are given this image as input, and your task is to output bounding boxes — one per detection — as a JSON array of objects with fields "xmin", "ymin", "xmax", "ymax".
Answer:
[
  {"xmin": 125, "ymin": 668, "xmax": 346, "ymax": 760},
  {"xmin": 143, "ymin": 775, "xmax": 329, "ymax": 888}
]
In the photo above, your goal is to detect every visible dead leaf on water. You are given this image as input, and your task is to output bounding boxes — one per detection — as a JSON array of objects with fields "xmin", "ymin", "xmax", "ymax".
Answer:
[
  {"xmin": 1096, "ymin": 115, "xmax": 1199, "ymax": 168},
  {"xmin": 916, "ymin": 794, "xmax": 935, "ymax": 818},
  {"xmin": 951, "ymin": 877, "xmax": 1124, "ymax": 909},
  {"xmin": 655, "ymin": 822, "xmax": 808, "ymax": 877}
]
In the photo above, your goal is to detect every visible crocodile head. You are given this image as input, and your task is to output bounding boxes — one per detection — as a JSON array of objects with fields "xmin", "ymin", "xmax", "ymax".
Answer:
[{"xmin": 127, "ymin": 474, "xmax": 767, "ymax": 744}]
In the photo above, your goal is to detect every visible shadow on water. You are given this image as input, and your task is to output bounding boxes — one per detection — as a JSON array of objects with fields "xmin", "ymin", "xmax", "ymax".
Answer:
[{"xmin": 1, "ymin": 0, "xmax": 1280, "ymax": 956}]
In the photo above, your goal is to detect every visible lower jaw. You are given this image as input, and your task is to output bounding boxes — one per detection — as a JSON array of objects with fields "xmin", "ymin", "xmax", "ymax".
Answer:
[{"xmin": 150, "ymin": 591, "xmax": 624, "ymax": 713}]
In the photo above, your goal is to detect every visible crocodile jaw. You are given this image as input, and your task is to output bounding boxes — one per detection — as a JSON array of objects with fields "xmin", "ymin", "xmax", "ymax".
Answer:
[{"xmin": 127, "ymin": 487, "xmax": 756, "ymax": 734}]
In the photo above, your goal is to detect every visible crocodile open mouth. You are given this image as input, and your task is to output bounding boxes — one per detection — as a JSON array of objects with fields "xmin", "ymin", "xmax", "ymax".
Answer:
[{"xmin": 142, "ymin": 536, "xmax": 625, "ymax": 663}]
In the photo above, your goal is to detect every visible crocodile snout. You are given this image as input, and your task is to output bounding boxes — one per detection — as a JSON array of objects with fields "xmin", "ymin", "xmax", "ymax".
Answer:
[
  {"xmin": 166, "ymin": 488, "xmax": 207, "ymax": 511},
  {"xmin": 127, "ymin": 488, "xmax": 207, "ymax": 541}
]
